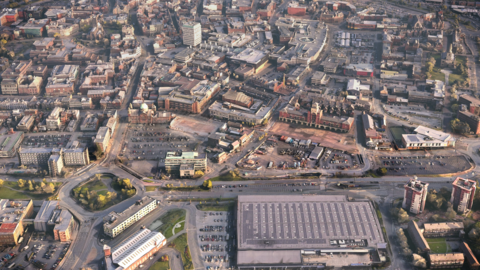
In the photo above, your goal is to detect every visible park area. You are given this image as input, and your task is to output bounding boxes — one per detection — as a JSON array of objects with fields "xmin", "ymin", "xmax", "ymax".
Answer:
[
  {"xmin": 150, "ymin": 209, "xmax": 186, "ymax": 239},
  {"xmin": 0, "ymin": 179, "xmax": 62, "ymax": 200},
  {"xmin": 71, "ymin": 174, "xmax": 136, "ymax": 211},
  {"xmin": 426, "ymin": 238, "xmax": 451, "ymax": 253}
]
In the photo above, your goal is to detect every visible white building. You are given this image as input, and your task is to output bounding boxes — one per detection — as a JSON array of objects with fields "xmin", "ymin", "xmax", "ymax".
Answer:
[
  {"xmin": 182, "ymin": 22, "xmax": 202, "ymax": 46},
  {"xmin": 402, "ymin": 126, "xmax": 455, "ymax": 150}
]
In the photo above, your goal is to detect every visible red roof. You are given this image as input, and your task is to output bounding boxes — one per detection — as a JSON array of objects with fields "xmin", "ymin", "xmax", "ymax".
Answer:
[{"xmin": 0, "ymin": 223, "xmax": 18, "ymax": 234}]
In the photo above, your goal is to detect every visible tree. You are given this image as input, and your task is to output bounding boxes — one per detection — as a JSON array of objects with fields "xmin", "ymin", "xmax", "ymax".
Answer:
[
  {"xmin": 17, "ymin": 179, "xmax": 25, "ymax": 188},
  {"xmin": 121, "ymin": 178, "xmax": 133, "ymax": 189},
  {"xmin": 202, "ymin": 180, "xmax": 212, "ymax": 189},
  {"xmin": 451, "ymin": 104, "xmax": 459, "ymax": 112},
  {"xmin": 445, "ymin": 202, "xmax": 456, "ymax": 220},
  {"xmin": 194, "ymin": 171, "xmax": 204, "ymax": 178},
  {"xmin": 397, "ymin": 208, "xmax": 409, "ymax": 223},
  {"xmin": 377, "ymin": 167, "xmax": 388, "ymax": 176},
  {"xmin": 426, "ymin": 62, "xmax": 434, "ymax": 73},
  {"xmin": 97, "ymin": 194, "xmax": 107, "ymax": 207},
  {"xmin": 46, "ymin": 183, "xmax": 55, "ymax": 193},
  {"xmin": 451, "ymin": 118, "xmax": 471, "ymax": 135},
  {"xmin": 413, "ymin": 254, "xmax": 427, "ymax": 268}
]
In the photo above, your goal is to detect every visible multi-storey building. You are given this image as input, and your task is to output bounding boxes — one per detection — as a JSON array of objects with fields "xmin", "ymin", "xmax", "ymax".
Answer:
[
  {"xmin": 164, "ymin": 152, "xmax": 208, "ymax": 173},
  {"xmin": 450, "ymin": 177, "xmax": 477, "ymax": 214},
  {"xmin": 18, "ymin": 147, "xmax": 52, "ymax": 168},
  {"xmin": 402, "ymin": 177, "xmax": 429, "ymax": 214},
  {"xmin": 51, "ymin": 209, "xmax": 75, "ymax": 242},
  {"xmin": 45, "ymin": 65, "xmax": 79, "ymax": 96},
  {"xmin": 459, "ymin": 242, "xmax": 480, "ymax": 270},
  {"xmin": 407, "ymin": 220, "xmax": 430, "ymax": 253},
  {"xmin": 1, "ymin": 60, "xmax": 33, "ymax": 95},
  {"xmin": 104, "ymin": 229, "xmax": 166, "ymax": 270},
  {"xmin": 46, "ymin": 107, "xmax": 65, "ymax": 131},
  {"xmin": 46, "ymin": 18, "xmax": 79, "ymax": 37},
  {"xmin": 0, "ymin": 199, "xmax": 34, "ymax": 246},
  {"xmin": 94, "ymin": 127, "xmax": 111, "ymax": 152},
  {"xmin": 103, "ymin": 197, "xmax": 158, "ymax": 238},
  {"xmin": 48, "ymin": 151, "xmax": 64, "ymax": 177},
  {"xmin": 127, "ymin": 104, "xmax": 175, "ymax": 124},
  {"xmin": 63, "ymin": 147, "xmax": 90, "ymax": 166},
  {"xmin": 182, "ymin": 22, "xmax": 202, "ymax": 46}
]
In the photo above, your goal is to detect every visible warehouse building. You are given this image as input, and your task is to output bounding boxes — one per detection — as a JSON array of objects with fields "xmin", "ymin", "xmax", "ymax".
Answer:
[{"xmin": 236, "ymin": 195, "xmax": 386, "ymax": 268}]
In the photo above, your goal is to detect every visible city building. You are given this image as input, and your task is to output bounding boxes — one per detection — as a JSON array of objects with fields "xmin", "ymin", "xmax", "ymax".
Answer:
[
  {"xmin": 34, "ymin": 200, "xmax": 59, "ymax": 231},
  {"xmin": 45, "ymin": 65, "xmax": 79, "ymax": 96},
  {"xmin": 423, "ymin": 222, "xmax": 464, "ymax": 238},
  {"xmin": 428, "ymin": 253, "xmax": 464, "ymax": 269},
  {"xmin": 103, "ymin": 197, "xmax": 158, "ymax": 238},
  {"xmin": 407, "ymin": 220, "xmax": 430, "ymax": 252},
  {"xmin": 402, "ymin": 177, "xmax": 429, "ymax": 214},
  {"xmin": 236, "ymin": 195, "xmax": 385, "ymax": 268},
  {"xmin": 51, "ymin": 209, "xmax": 74, "ymax": 242},
  {"xmin": 459, "ymin": 242, "xmax": 480, "ymax": 270},
  {"xmin": 46, "ymin": 107, "xmax": 65, "ymax": 131},
  {"xmin": 63, "ymin": 147, "xmax": 90, "ymax": 166},
  {"xmin": 48, "ymin": 151, "xmax": 64, "ymax": 177},
  {"xmin": 18, "ymin": 147, "xmax": 52, "ymax": 168},
  {"xmin": 17, "ymin": 76, "xmax": 43, "ymax": 95},
  {"xmin": 46, "ymin": 18, "xmax": 79, "ymax": 37},
  {"xmin": 402, "ymin": 126, "xmax": 456, "ymax": 150},
  {"xmin": 450, "ymin": 177, "xmax": 477, "ymax": 214},
  {"xmin": 127, "ymin": 104, "xmax": 175, "ymax": 124},
  {"xmin": 458, "ymin": 109, "xmax": 480, "ymax": 135},
  {"xmin": 0, "ymin": 199, "xmax": 34, "ymax": 246},
  {"xmin": 104, "ymin": 228, "xmax": 166, "ymax": 270},
  {"xmin": 287, "ymin": 1, "xmax": 307, "ymax": 15},
  {"xmin": 164, "ymin": 152, "xmax": 208, "ymax": 173},
  {"xmin": 182, "ymin": 22, "xmax": 201, "ymax": 47},
  {"xmin": 94, "ymin": 127, "xmax": 111, "ymax": 152},
  {"xmin": 1, "ymin": 60, "xmax": 33, "ymax": 95},
  {"xmin": 0, "ymin": 131, "xmax": 24, "ymax": 158}
]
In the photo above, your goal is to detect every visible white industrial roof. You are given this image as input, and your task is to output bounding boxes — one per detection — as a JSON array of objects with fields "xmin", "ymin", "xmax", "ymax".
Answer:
[{"xmin": 112, "ymin": 229, "xmax": 165, "ymax": 269}]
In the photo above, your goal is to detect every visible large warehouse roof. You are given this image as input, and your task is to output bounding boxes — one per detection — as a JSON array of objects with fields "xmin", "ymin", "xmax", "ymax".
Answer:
[{"xmin": 237, "ymin": 195, "xmax": 384, "ymax": 251}]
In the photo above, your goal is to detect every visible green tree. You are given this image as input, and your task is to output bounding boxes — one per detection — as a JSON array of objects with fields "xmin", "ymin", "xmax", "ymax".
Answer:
[
  {"xmin": 47, "ymin": 183, "xmax": 55, "ymax": 193},
  {"xmin": 202, "ymin": 180, "xmax": 212, "ymax": 189},
  {"xmin": 17, "ymin": 179, "xmax": 25, "ymax": 188},
  {"xmin": 451, "ymin": 104, "xmax": 459, "ymax": 112},
  {"xmin": 377, "ymin": 167, "xmax": 388, "ymax": 176},
  {"xmin": 97, "ymin": 194, "xmax": 107, "ymax": 207},
  {"xmin": 28, "ymin": 180, "xmax": 34, "ymax": 191},
  {"xmin": 445, "ymin": 202, "xmax": 456, "ymax": 220},
  {"xmin": 0, "ymin": 179, "xmax": 3, "ymax": 188}
]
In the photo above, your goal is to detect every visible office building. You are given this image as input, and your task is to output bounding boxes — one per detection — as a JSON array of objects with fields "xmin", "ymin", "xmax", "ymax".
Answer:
[
  {"xmin": 46, "ymin": 107, "xmax": 65, "ymax": 131},
  {"xmin": 103, "ymin": 197, "xmax": 158, "ymax": 238},
  {"xmin": 459, "ymin": 242, "xmax": 480, "ymax": 270},
  {"xmin": 428, "ymin": 253, "xmax": 464, "ymax": 269},
  {"xmin": 407, "ymin": 220, "xmax": 430, "ymax": 253},
  {"xmin": 0, "ymin": 131, "xmax": 24, "ymax": 158},
  {"xmin": 402, "ymin": 177, "xmax": 429, "ymax": 214},
  {"xmin": 165, "ymin": 152, "xmax": 207, "ymax": 173},
  {"xmin": 423, "ymin": 222, "xmax": 464, "ymax": 238},
  {"xmin": 18, "ymin": 147, "xmax": 52, "ymax": 168},
  {"xmin": 63, "ymin": 147, "xmax": 90, "ymax": 166},
  {"xmin": 104, "ymin": 229, "xmax": 166, "ymax": 270},
  {"xmin": 182, "ymin": 22, "xmax": 201, "ymax": 46},
  {"xmin": 236, "ymin": 195, "xmax": 385, "ymax": 268},
  {"xmin": 451, "ymin": 177, "xmax": 477, "ymax": 214},
  {"xmin": 51, "ymin": 209, "xmax": 74, "ymax": 242},
  {"xmin": 0, "ymin": 199, "xmax": 34, "ymax": 246},
  {"xmin": 34, "ymin": 200, "xmax": 60, "ymax": 232},
  {"xmin": 45, "ymin": 65, "xmax": 79, "ymax": 96},
  {"xmin": 48, "ymin": 152, "xmax": 63, "ymax": 177},
  {"xmin": 94, "ymin": 127, "xmax": 111, "ymax": 152},
  {"xmin": 17, "ymin": 115, "xmax": 35, "ymax": 132}
]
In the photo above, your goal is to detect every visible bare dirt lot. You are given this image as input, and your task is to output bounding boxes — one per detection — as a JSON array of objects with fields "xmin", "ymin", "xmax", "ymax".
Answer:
[
  {"xmin": 170, "ymin": 116, "xmax": 223, "ymax": 136},
  {"xmin": 270, "ymin": 122, "xmax": 358, "ymax": 152}
]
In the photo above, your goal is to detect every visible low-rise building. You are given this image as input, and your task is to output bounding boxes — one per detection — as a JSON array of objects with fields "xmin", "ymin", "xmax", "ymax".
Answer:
[
  {"xmin": 0, "ymin": 131, "xmax": 24, "ymax": 158},
  {"xmin": 407, "ymin": 220, "xmax": 430, "ymax": 253},
  {"xmin": 103, "ymin": 197, "xmax": 158, "ymax": 238},
  {"xmin": 165, "ymin": 151, "xmax": 207, "ymax": 173},
  {"xmin": 104, "ymin": 229, "xmax": 166, "ymax": 270},
  {"xmin": 402, "ymin": 126, "xmax": 455, "ymax": 150},
  {"xmin": 17, "ymin": 115, "xmax": 34, "ymax": 132},
  {"xmin": 423, "ymin": 222, "xmax": 464, "ymax": 238},
  {"xmin": 52, "ymin": 209, "xmax": 74, "ymax": 242},
  {"xmin": 45, "ymin": 65, "xmax": 79, "ymax": 96},
  {"xmin": 459, "ymin": 242, "xmax": 480, "ymax": 270},
  {"xmin": 429, "ymin": 253, "xmax": 464, "ymax": 269},
  {"xmin": 0, "ymin": 199, "xmax": 34, "ymax": 246}
]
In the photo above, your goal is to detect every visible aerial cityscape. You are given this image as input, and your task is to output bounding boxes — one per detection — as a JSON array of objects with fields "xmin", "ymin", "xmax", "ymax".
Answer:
[{"xmin": 0, "ymin": 0, "xmax": 479, "ymax": 269}]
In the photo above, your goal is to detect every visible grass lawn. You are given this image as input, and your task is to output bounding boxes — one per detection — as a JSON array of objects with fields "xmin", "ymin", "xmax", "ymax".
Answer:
[
  {"xmin": 449, "ymin": 72, "xmax": 467, "ymax": 85},
  {"xmin": 146, "ymin": 186, "xmax": 157, "ymax": 192},
  {"xmin": 426, "ymin": 238, "xmax": 451, "ymax": 253},
  {"xmin": 143, "ymin": 179, "xmax": 154, "ymax": 183},
  {"xmin": 0, "ymin": 187, "xmax": 31, "ymax": 199},
  {"xmin": 157, "ymin": 209, "xmax": 186, "ymax": 239},
  {"xmin": 150, "ymin": 261, "xmax": 169, "ymax": 270},
  {"xmin": 84, "ymin": 180, "xmax": 108, "ymax": 191},
  {"xmin": 171, "ymin": 234, "xmax": 193, "ymax": 270},
  {"xmin": 209, "ymin": 172, "xmax": 243, "ymax": 181},
  {"xmin": 174, "ymin": 217, "xmax": 185, "ymax": 235},
  {"xmin": 429, "ymin": 54, "xmax": 445, "ymax": 82},
  {"xmin": 196, "ymin": 202, "xmax": 235, "ymax": 212},
  {"xmin": 3, "ymin": 181, "xmax": 61, "ymax": 191}
]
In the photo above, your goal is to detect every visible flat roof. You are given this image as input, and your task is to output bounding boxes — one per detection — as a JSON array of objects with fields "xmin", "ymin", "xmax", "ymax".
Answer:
[
  {"xmin": 424, "ymin": 222, "xmax": 464, "ymax": 231},
  {"xmin": 34, "ymin": 200, "xmax": 59, "ymax": 223},
  {"xmin": 237, "ymin": 195, "xmax": 384, "ymax": 251},
  {"xmin": 104, "ymin": 196, "xmax": 156, "ymax": 230},
  {"xmin": 0, "ymin": 223, "xmax": 18, "ymax": 234}
]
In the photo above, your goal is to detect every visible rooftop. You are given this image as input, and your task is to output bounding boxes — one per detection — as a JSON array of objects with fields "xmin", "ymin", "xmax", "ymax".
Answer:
[
  {"xmin": 34, "ymin": 200, "xmax": 59, "ymax": 224},
  {"xmin": 0, "ymin": 223, "xmax": 18, "ymax": 234},
  {"xmin": 424, "ymin": 222, "xmax": 464, "ymax": 231},
  {"xmin": 452, "ymin": 177, "xmax": 476, "ymax": 191},
  {"xmin": 104, "ymin": 197, "xmax": 156, "ymax": 230}
]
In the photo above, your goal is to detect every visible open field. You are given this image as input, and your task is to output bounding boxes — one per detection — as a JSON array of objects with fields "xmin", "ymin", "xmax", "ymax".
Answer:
[
  {"xmin": 156, "ymin": 209, "xmax": 186, "ymax": 239},
  {"xmin": 150, "ymin": 261, "xmax": 170, "ymax": 270},
  {"xmin": 426, "ymin": 238, "xmax": 450, "ymax": 253},
  {"xmin": 270, "ymin": 122, "xmax": 357, "ymax": 152},
  {"xmin": 196, "ymin": 202, "xmax": 235, "ymax": 212}
]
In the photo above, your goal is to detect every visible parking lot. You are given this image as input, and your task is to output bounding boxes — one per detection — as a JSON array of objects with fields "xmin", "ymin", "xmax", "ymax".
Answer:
[
  {"xmin": 383, "ymin": 104, "xmax": 443, "ymax": 129},
  {"xmin": 375, "ymin": 155, "xmax": 472, "ymax": 175},
  {"xmin": 22, "ymin": 134, "xmax": 73, "ymax": 149},
  {"xmin": 0, "ymin": 230, "xmax": 70, "ymax": 270},
  {"xmin": 196, "ymin": 211, "xmax": 235, "ymax": 270},
  {"xmin": 123, "ymin": 127, "xmax": 202, "ymax": 162}
]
